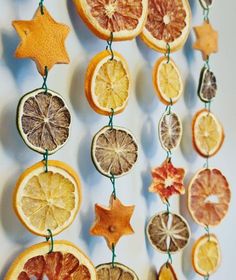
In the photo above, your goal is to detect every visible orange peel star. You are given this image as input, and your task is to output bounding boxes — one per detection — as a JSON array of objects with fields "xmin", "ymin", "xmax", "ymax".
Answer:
[
  {"xmin": 193, "ymin": 21, "xmax": 218, "ymax": 60},
  {"xmin": 12, "ymin": 7, "xmax": 70, "ymax": 75},
  {"xmin": 149, "ymin": 160, "xmax": 185, "ymax": 202},
  {"xmin": 90, "ymin": 196, "xmax": 135, "ymax": 249}
]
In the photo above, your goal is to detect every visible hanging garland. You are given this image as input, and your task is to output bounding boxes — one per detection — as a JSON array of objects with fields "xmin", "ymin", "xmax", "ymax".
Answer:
[{"xmin": 189, "ymin": 1, "xmax": 231, "ymax": 279}]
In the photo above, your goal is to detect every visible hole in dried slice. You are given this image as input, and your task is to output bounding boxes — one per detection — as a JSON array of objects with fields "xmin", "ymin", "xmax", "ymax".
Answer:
[
  {"xmin": 17, "ymin": 88, "xmax": 71, "ymax": 154},
  {"xmin": 91, "ymin": 126, "xmax": 138, "ymax": 177},
  {"xmin": 198, "ymin": 67, "xmax": 217, "ymax": 102},
  {"xmin": 192, "ymin": 109, "xmax": 224, "ymax": 157},
  {"xmin": 188, "ymin": 168, "xmax": 231, "ymax": 226},
  {"xmin": 159, "ymin": 112, "xmax": 182, "ymax": 151},
  {"xmin": 73, "ymin": 0, "xmax": 148, "ymax": 40},
  {"xmin": 140, "ymin": 0, "xmax": 191, "ymax": 52},
  {"xmin": 96, "ymin": 262, "xmax": 139, "ymax": 280},
  {"xmin": 85, "ymin": 51, "xmax": 131, "ymax": 115},
  {"xmin": 199, "ymin": 0, "xmax": 213, "ymax": 9},
  {"xmin": 192, "ymin": 234, "xmax": 221, "ymax": 277},
  {"xmin": 146, "ymin": 212, "xmax": 190, "ymax": 254},
  {"xmin": 14, "ymin": 160, "xmax": 81, "ymax": 236},
  {"xmin": 158, "ymin": 263, "xmax": 178, "ymax": 280},
  {"xmin": 153, "ymin": 57, "xmax": 183, "ymax": 105},
  {"xmin": 4, "ymin": 240, "xmax": 96, "ymax": 280}
]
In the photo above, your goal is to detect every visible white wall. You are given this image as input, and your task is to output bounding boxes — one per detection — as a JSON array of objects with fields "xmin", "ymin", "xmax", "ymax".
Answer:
[{"xmin": 0, "ymin": 0, "xmax": 235, "ymax": 279}]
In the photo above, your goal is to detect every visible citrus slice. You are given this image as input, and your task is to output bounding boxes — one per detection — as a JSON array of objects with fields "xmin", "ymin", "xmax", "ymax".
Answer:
[
  {"xmin": 192, "ymin": 109, "xmax": 224, "ymax": 157},
  {"xmin": 159, "ymin": 112, "xmax": 182, "ymax": 151},
  {"xmin": 85, "ymin": 50, "xmax": 131, "ymax": 115},
  {"xmin": 188, "ymin": 168, "xmax": 231, "ymax": 226},
  {"xmin": 96, "ymin": 263, "xmax": 139, "ymax": 279},
  {"xmin": 199, "ymin": 0, "xmax": 213, "ymax": 9},
  {"xmin": 146, "ymin": 212, "xmax": 190, "ymax": 254},
  {"xmin": 4, "ymin": 240, "xmax": 96, "ymax": 280},
  {"xmin": 198, "ymin": 67, "xmax": 217, "ymax": 102},
  {"xmin": 13, "ymin": 160, "xmax": 81, "ymax": 236},
  {"xmin": 91, "ymin": 126, "xmax": 138, "ymax": 177},
  {"xmin": 158, "ymin": 263, "xmax": 178, "ymax": 280},
  {"xmin": 192, "ymin": 234, "xmax": 221, "ymax": 277},
  {"xmin": 17, "ymin": 88, "xmax": 71, "ymax": 154},
  {"xmin": 153, "ymin": 57, "xmax": 183, "ymax": 105},
  {"xmin": 140, "ymin": 0, "xmax": 191, "ymax": 52},
  {"xmin": 73, "ymin": 0, "xmax": 148, "ymax": 41}
]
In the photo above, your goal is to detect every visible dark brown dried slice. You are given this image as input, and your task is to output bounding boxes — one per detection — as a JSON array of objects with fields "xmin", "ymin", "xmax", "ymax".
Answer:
[
  {"xmin": 91, "ymin": 126, "xmax": 138, "ymax": 177},
  {"xmin": 17, "ymin": 88, "xmax": 71, "ymax": 154},
  {"xmin": 159, "ymin": 112, "xmax": 182, "ymax": 151},
  {"xmin": 198, "ymin": 67, "xmax": 217, "ymax": 102},
  {"xmin": 96, "ymin": 263, "xmax": 139, "ymax": 280},
  {"xmin": 147, "ymin": 212, "xmax": 190, "ymax": 254},
  {"xmin": 199, "ymin": 0, "xmax": 213, "ymax": 9}
]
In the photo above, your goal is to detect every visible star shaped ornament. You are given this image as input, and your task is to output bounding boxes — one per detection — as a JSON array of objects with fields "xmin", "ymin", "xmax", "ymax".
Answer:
[
  {"xmin": 90, "ymin": 196, "xmax": 135, "ymax": 249},
  {"xmin": 12, "ymin": 7, "xmax": 70, "ymax": 75},
  {"xmin": 193, "ymin": 21, "xmax": 218, "ymax": 60}
]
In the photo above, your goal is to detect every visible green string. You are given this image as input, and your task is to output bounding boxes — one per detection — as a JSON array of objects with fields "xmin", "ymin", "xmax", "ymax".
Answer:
[
  {"xmin": 203, "ymin": 7, "xmax": 210, "ymax": 21},
  {"xmin": 165, "ymin": 43, "xmax": 170, "ymax": 63},
  {"xmin": 106, "ymin": 32, "xmax": 114, "ymax": 61},
  {"xmin": 108, "ymin": 108, "xmax": 114, "ymax": 129},
  {"xmin": 165, "ymin": 99, "xmax": 172, "ymax": 115},
  {"xmin": 42, "ymin": 66, "xmax": 48, "ymax": 93},
  {"xmin": 205, "ymin": 100, "xmax": 211, "ymax": 114},
  {"xmin": 164, "ymin": 199, "xmax": 170, "ymax": 215},
  {"xmin": 203, "ymin": 155, "xmax": 209, "ymax": 169},
  {"xmin": 43, "ymin": 149, "xmax": 48, "ymax": 172},
  {"xmin": 166, "ymin": 150, "xmax": 172, "ymax": 163},
  {"xmin": 204, "ymin": 274, "xmax": 210, "ymax": 280},
  {"xmin": 46, "ymin": 229, "xmax": 54, "ymax": 253},
  {"xmin": 205, "ymin": 225, "xmax": 210, "ymax": 241},
  {"xmin": 39, "ymin": 0, "xmax": 45, "ymax": 15},
  {"xmin": 110, "ymin": 174, "xmax": 116, "ymax": 199},
  {"xmin": 166, "ymin": 250, "xmax": 173, "ymax": 265},
  {"xmin": 111, "ymin": 244, "xmax": 116, "ymax": 268},
  {"xmin": 204, "ymin": 57, "xmax": 210, "ymax": 69}
]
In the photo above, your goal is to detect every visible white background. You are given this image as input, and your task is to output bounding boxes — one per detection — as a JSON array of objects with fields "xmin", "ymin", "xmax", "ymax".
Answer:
[{"xmin": 0, "ymin": 0, "xmax": 235, "ymax": 279}]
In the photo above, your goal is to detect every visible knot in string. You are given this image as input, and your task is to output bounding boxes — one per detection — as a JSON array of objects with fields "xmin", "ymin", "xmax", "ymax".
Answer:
[
  {"xmin": 42, "ymin": 66, "xmax": 48, "ymax": 93},
  {"xmin": 39, "ymin": 0, "xmax": 45, "ymax": 15},
  {"xmin": 165, "ymin": 43, "xmax": 170, "ymax": 63},
  {"xmin": 43, "ymin": 149, "xmax": 49, "ymax": 172},
  {"xmin": 46, "ymin": 229, "xmax": 54, "ymax": 253},
  {"xmin": 110, "ymin": 174, "xmax": 116, "ymax": 199},
  {"xmin": 111, "ymin": 244, "xmax": 116, "ymax": 268},
  {"xmin": 106, "ymin": 32, "xmax": 114, "ymax": 61},
  {"xmin": 108, "ymin": 108, "xmax": 114, "ymax": 129}
]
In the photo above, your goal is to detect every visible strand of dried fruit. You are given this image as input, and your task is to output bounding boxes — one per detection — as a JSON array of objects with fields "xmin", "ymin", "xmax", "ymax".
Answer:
[{"xmin": 189, "ymin": 1, "xmax": 231, "ymax": 279}]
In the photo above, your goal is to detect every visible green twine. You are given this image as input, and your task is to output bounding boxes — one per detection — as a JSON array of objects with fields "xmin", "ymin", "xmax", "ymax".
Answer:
[
  {"xmin": 106, "ymin": 32, "xmax": 114, "ymax": 61},
  {"xmin": 204, "ymin": 155, "xmax": 209, "ymax": 169},
  {"xmin": 166, "ymin": 250, "xmax": 173, "ymax": 265},
  {"xmin": 166, "ymin": 150, "xmax": 172, "ymax": 162},
  {"xmin": 43, "ymin": 149, "xmax": 48, "ymax": 172},
  {"xmin": 110, "ymin": 174, "xmax": 116, "ymax": 199},
  {"xmin": 205, "ymin": 225, "xmax": 210, "ymax": 242},
  {"xmin": 39, "ymin": 0, "xmax": 45, "ymax": 15},
  {"xmin": 42, "ymin": 66, "xmax": 48, "ymax": 93},
  {"xmin": 203, "ymin": 7, "xmax": 210, "ymax": 21},
  {"xmin": 205, "ymin": 100, "xmax": 211, "ymax": 113},
  {"xmin": 165, "ymin": 99, "xmax": 172, "ymax": 115},
  {"xmin": 108, "ymin": 108, "xmax": 114, "ymax": 129},
  {"xmin": 111, "ymin": 244, "xmax": 116, "ymax": 268},
  {"xmin": 165, "ymin": 199, "xmax": 170, "ymax": 215},
  {"xmin": 46, "ymin": 229, "xmax": 54, "ymax": 253},
  {"xmin": 204, "ymin": 274, "xmax": 210, "ymax": 280},
  {"xmin": 165, "ymin": 43, "xmax": 170, "ymax": 63},
  {"xmin": 204, "ymin": 57, "xmax": 210, "ymax": 69}
]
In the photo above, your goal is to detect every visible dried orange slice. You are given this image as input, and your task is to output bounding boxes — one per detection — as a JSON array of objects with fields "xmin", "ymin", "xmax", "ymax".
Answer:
[
  {"xmin": 17, "ymin": 88, "xmax": 71, "ymax": 154},
  {"xmin": 159, "ymin": 112, "xmax": 182, "ymax": 151},
  {"xmin": 147, "ymin": 212, "xmax": 190, "ymax": 254},
  {"xmin": 4, "ymin": 240, "xmax": 96, "ymax": 280},
  {"xmin": 73, "ymin": 0, "xmax": 148, "ymax": 41},
  {"xmin": 85, "ymin": 50, "xmax": 131, "ymax": 115},
  {"xmin": 158, "ymin": 263, "xmax": 178, "ymax": 280},
  {"xmin": 192, "ymin": 234, "xmax": 221, "ymax": 277},
  {"xmin": 140, "ymin": 0, "xmax": 191, "ymax": 53},
  {"xmin": 153, "ymin": 57, "xmax": 183, "ymax": 105},
  {"xmin": 192, "ymin": 109, "xmax": 224, "ymax": 157},
  {"xmin": 91, "ymin": 126, "xmax": 138, "ymax": 177},
  {"xmin": 13, "ymin": 160, "xmax": 81, "ymax": 236},
  {"xmin": 188, "ymin": 168, "xmax": 231, "ymax": 226},
  {"xmin": 96, "ymin": 263, "xmax": 139, "ymax": 279},
  {"xmin": 198, "ymin": 67, "xmax": 217, "ymax": 102}
]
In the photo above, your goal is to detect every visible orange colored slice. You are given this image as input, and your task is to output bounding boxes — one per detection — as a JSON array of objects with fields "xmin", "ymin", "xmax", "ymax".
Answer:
[
  {"xmin": 192, "ymin": 109, "xmax": 224, "ymax": 157},
  {"xmin": 140, "ymin": 0, "xmax": 191, "ymax": 52},
  {"xmin": 192, "ymin": 234, "xmax": 221, "ymax": 277},
  {"xmin": 85, "ymin": 50, "xmax": 131, "ymax": 115},
  {"xmin": 73, "ymin": 0, "xmax": 148, "ymax": 41},
  {"xmin": 188, "ymin": 168, "xmax": 231, "ymax": 226},
  {"xmin": 4, "ymin": 240, "xmax": 96, "ymax": 280},
  {"xmin": 96, "ymin": 263, "xmax": 139, "ymax": 279},
  {"xmin": 153, "ymin": 57, "xmax": 183, "ymax": 105},
  {"xmin": 13, "ymin": 160, "xmax": 81, "ymax": 236},
  {"xmin": 158, "ymin": 263, "xmax": 178, "ymax": 280}
]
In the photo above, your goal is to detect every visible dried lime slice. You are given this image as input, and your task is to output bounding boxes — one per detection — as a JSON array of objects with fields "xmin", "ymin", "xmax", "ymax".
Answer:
[{"xmin": 198, "ymin": 67, "xmax": 217, "ymax": 102}]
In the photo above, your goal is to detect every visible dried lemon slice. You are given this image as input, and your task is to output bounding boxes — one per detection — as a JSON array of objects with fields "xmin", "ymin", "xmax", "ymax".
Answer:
[
  {"xmin": 91, "ymin": 126, "xmax": 138, "ymax": 177},
  {"xmin": 153, "ymin": 57, "xmax": 183, "ymax": 105},
  {"xmin": 13, "ymin": 161, "xmax": 81, "ymax": 236},
  {"xmin": 158, "ymin": 263, "xmax": 178, "ymax": 280},
  {"xmin": 147, "ymin": 212, "xmax": 190, "ymax": 254},
  {"xmin": 198, "ymin": 67, "xmax": 217, "ymax": 102},
  {"xmin": 4, "ymin": 241, "xmax": 96, "ymax": 280},
  {"xmin": 192, "ymin": 109, "xmax": 224, "ymax": 157},
  {"xmin": 192, "ymin": 234, "xmax": 221, "ymax": 277},
  {"xmin": 17, "ymin": 88, "xmax": 71, "ymax": 154},
  {"xmin": 96, "ymin": 263, "xmax": 139, "ymax": 280},
  {"xmin": 85, "ymin": 51, "xmax": 131, "ymax": 115}
]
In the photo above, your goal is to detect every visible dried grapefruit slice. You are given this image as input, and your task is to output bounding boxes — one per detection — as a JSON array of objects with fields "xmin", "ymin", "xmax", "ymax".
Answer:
[
  {"xmin": 4, "ymin": 240, "xmax": 96, "ymax": 280},
  {"xmin": 73, "ymin": 0, "xmax": 148, "ymax": 41},
  {"xmin": 199, "ymin": 0, "xmax": 213, "ymax": 9},
  {"xmin": 85, "ymin": 50, "xmax": 131, "ymax": 115},
  {"xmin": 146, "ymin": 212, "xmax": 190, "ymax": 254},
  {"xmin": 17, "ymin": 88, "xmax": 71, "ymax": 154},
  {"xmin": 188, "ymin": 168, "xmax": 231, "ymax": 226},
  {"xmin": 158, "ymin": 263, "xmax": 178, "ymax": 280},
  {"xmin": 192, "ymin": 234, "xmax": 221, "ymax": 277},
  {"xmin": 13, "ymin": 160, "xmax": 81, "ymax": 236},
  {"xmin": 91, "ymin": 126, "xmax": 138, "ymax": 177},
  {"xmin": 198, "ymin": 67, "xmax": 217, "ymax": 103},
  {"xmin": 140, "ymin": 0, "xmax": 191, "ymax": 52},
  {"xmin": 153, "ymin": 57, "xmax": 183, "ymax": 105},
  {"xmin": 192, "ymin": 109, "xmax": 224, "ymax": 157},
  {"xmin": 159, "ymin": 112, "xmax": 182, "ymax": 151},
  {"xmin": 96, "ymin": 263, "xmax": 139, "ymax": 279}
]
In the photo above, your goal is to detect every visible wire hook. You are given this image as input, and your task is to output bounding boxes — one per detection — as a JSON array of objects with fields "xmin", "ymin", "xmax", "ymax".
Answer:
[{"xmin": 106, "ymin": 32, "xmax": 114, "ymax": 61}]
